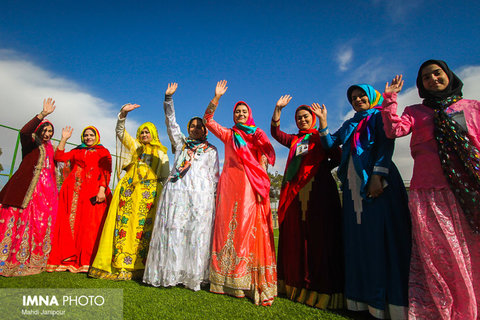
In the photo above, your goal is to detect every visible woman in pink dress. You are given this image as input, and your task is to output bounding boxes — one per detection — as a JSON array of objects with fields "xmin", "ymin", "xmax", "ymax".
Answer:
[
  {"xmin": 204, "ymin": 80, "xmax": 277, "ymax": 306},
  {"xmin": 382, "ymin": 60, "xmax": 480, "ymax": 319},
  {"xmin": 0, "ymin": 98, "xmax": 58, "ymax": 276}
]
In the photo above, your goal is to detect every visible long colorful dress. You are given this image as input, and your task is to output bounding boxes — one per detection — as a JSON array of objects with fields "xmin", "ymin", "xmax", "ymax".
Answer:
[
  {"xmin": 47, "ymin": 126, "xmax": 112, "ymax": 273},
  {"xmin": 271, "ymin": 105, "xmax": 344, "ymax": 309},
  {"xmin": 88, "ymin": 116, "xmax": 169, "ymax": 280},
  {"xmin": 320, "ymin": 85, "xmax": 411, "ymax": 319},
  {"xmin": 143, "ymin": 95, "xmax": 219, "ymax": 291},
  {"xmin": 381, "ymin": 60, "xmax": 480, "ymax": 319},
  {"xmin": 205, "ymin": 100, "xmax": 277, "ymax": 306},
  {"xmin": 0, "ymin": 116, "xmax": 58, "ymax": 276}
]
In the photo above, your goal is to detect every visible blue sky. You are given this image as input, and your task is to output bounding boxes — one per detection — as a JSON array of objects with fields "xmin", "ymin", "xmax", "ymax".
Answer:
[{"xmin": 1, "ymin": 0, "xmax": 479, "ymax": 181}]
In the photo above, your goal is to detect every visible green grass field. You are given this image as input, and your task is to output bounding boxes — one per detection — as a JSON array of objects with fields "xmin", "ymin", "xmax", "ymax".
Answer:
[{"xmin": 0, "ymin": 229, "xmax": 353, "ymax": 320}]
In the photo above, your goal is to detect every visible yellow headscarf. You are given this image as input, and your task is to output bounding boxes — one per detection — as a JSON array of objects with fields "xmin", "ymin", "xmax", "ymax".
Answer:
[{"xmin": 136, "ymin": 122, "xmax": 168, "ymax": 153}]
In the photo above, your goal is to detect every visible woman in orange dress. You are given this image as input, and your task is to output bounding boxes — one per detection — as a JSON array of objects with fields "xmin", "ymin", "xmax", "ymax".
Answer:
[
  {"xmin": 204, "ymin": 80, "xmax": 277, "ymax": 306},
  {"xmin": 47, "ymin": 126, "xmax": 112, "ymax": 273}
]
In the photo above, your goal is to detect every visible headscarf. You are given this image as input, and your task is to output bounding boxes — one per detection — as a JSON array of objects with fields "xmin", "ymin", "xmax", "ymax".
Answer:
[
  {"xmin": 347, "ymin": 84, "xmax": 384, "ymax": 156},
  {"xmin": 75, "ymin": 126, "xmax": 102, "ymax": 149},
  {"xmin": 417, "ymin": 60, "xmax": 480, "ymax": 232},
  {"xmin": 231, "ymin": 101, "xmax": 275, "ymax": 200},
  {"xmin": 169, "ymin": 117, "xmax": 214, "ymax": 182},
  {"xmin": 277, "ymin": 105, "xmax": 326, "ymax": 224}
]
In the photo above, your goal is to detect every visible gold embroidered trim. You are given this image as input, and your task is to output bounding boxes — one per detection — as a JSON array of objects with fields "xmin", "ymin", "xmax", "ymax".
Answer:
[
  {"xmin": 21, "ymin": 144, "xmax": 46, "ymax": 209},
  {"xmin": 278, "ymin": 280, "xmax": 344, "ymax": 309},
  {"xmin": 69, "ymin": 169, "xmax": 83, "ymax": 234}
]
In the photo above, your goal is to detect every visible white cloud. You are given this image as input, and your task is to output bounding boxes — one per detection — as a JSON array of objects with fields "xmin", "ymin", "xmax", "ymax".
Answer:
[
  {"xmin": 336, "ymin": 46, "xmax": 353, "ymax": 72},
  {"xmin": 0, "ymin": 50, "xmax": 170, "ymax": 185}
]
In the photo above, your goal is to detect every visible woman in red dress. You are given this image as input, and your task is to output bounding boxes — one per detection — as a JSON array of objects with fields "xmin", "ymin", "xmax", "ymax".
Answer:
[
  {"xmin": 47, "ymin": 126, "xmax": 112, "ymax": 273},
  {"xmin": 271, "ymin": 95, "xmax": 344, "ymax": 309}
]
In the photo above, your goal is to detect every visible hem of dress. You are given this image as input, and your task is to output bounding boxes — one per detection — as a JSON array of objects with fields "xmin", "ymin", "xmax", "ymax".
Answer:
[
  {"xmin": 346, "ymin": 298, "xmax": 407, "ymax": 319},
  {"xmin": 46, "ymin": 264, "xmax": 90, "ymax": 273},
  {"xmin": 278, "ymin": 280, "xmax": 344, "ymax": 309},
  {"xmin": 0, "ymin": 265, "xmax": 45, "ymax": 277},
  {"xmin": 210, "ymin": 282, "xmax": 277, "ymax": 306},
  {"xmin": 88, "ymin": 266, "xmax": 144, "ymax": 280}
]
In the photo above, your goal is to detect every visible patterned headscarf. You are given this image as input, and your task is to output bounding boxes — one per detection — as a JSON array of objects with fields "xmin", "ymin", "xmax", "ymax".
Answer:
[
  {"xmin": 417, "ymin": 60, "xmax": 480, "ymax": 232},
  {"xmin": 347, "ymin": 84, "xmax": 384, "ymax": 156}
]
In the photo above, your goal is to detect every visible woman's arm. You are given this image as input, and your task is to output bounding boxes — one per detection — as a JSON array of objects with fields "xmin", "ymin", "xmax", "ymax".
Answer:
[
  {"xmin": 271, "ymin": 95, "xmax": 294, "ymax": 147},
  {"xmin": 96, "ymin": 148, "xmax": 112, "ymax": 203},
  {"xmin": 54, "ymin": 126, "xmax": 74, "ymax": 162},
  {"xmin": 203, "ymin": 80, "xmax": 230, "ymax": 143},
  {"xmin": 163, "ymin": 83, "xmax": 184, "ymax": 151},
  {"xmin": 382, "ymin": 75, "xmax": 414, "ymax": 138},
  {"xmin": 116, "ymin": 104, "xmax": 139, "ymax": 152},
  {"xmin": 367, "ymin": 113, "xmax": 395, "ymax": 198}
]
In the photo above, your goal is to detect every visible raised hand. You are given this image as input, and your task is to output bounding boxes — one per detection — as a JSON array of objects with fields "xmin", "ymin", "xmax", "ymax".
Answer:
[
  {"xmin": 276, "ymin": 95, "xmax": 292, "ymax": 110},
  {"xmin": 61, "ymin": 126, "xmax": 73, "ymax": 141},
  {"xmin": 39, "ymin": 98, "xmax": 56, "ymax": 119},
  {"xmin": 121, "ymin": 103, "xmax": 141, "ymax": 114},
  {"xmin": 215, "ymin": 80, "xmax": 228, "ymax": 97},
  {"xmin": 166, "ymin": 82, "xmax": 178, "ymax": 95},
  {"xmin": 57, "ymin": 125, "xmax": 73, "ymax": 150},
  {"xmin": 385, "ymin": 75, "xmax": 404, "ymax": 94},
  {"xmin": 311, "ymin": 103, "xmax": 328, "ymax": 129}
]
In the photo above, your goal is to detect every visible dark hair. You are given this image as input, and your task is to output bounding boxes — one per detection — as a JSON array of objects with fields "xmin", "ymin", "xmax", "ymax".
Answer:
[{"xmin": 295, "ymin": 105, "xmax": 312, "ymax": 117}]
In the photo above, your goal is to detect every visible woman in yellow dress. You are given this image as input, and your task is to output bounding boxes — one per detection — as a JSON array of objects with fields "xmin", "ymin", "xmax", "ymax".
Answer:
[{"xmin": 89, "ymin": 103, "xmax": 170, "ymax": 280}]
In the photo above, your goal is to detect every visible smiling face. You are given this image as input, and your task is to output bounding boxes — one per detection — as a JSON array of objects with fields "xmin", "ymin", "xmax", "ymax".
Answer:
[
  {"xmin": 188, "ymin": 118, "xmax": 206, "ymax": 140},
  {"xmin": 350, "ymin": 88, "xmax": 371, "ymax": 112},
  {"xmin": 421, "ymin": 63, "xmax": 450, "ymax": 92},
  {"xmin": 39, "ymin": 124, "xmax": 54, "ymax": 142},
  {"xmin": 234, "ymin": 104, "xmax": 249, "ymax": 124},
  {"xmin": 83, "ymin": 129, "xmax": 96, "ymax": 146},
  {"xmin": 295, "ymin": 109, "xmax": 313, "ymax": 130},
  {"xmin": 139, "ymin": 127, "xmax": 153, "ymax": 144}
]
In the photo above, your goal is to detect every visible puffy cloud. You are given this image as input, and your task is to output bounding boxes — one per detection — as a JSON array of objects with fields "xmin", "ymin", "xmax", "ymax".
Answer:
[{"xmin": 0, "ymin": 50, "xmax": 169, "ymax": 185}]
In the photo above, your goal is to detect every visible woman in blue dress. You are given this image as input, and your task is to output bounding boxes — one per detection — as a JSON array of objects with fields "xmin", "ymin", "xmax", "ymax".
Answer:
[{"xmin": 313, "ymin": 84, "xmax": 411, "ymax": 319}]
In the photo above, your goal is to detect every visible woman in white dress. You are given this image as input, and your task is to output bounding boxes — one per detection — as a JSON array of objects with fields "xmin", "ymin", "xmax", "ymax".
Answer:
[{"xmin": 143, "ymin": 83, "xmax": 219, "ymax": 291}]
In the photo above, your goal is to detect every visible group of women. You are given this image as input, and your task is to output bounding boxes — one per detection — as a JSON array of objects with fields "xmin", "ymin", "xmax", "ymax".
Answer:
[{"xmin": 0, "ymin": 59, "xmax": 478, "ymax": 319}]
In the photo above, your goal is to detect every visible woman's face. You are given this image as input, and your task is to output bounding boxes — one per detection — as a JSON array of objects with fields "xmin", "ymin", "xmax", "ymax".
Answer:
[
  {"xmin": 188, "ymin": 119, "xmax": 206, "ymax": 140},
  {"xmin": 140, "ymin": 127, "xmax": 153, "ymax": 144},
  {"xmin": 350, "ymin": 88, "xmax": 371, "ymax": 112},
  {"xmin": 83, "ymin": 129, "xmax": 96, "ymax": 146},
  {"xmin": 40, "ymin": 125, "xmax": 54, "ymax": 142},
  {"xmin": 295, "ymin": 109, "xmax": 313, "ymax": 130},
  {"xmin": 234, "ymin": 104, "xmax": 249, "ymax": 124},
  {"xmin": 421, "ymin": 64, "xmax": 450, "ymax": 92}
]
